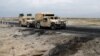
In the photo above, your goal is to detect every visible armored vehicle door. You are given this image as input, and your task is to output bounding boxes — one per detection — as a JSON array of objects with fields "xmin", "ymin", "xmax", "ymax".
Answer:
[{"xmin": 40, "ymin": 17, "xmax": 50, "ymax": 27}]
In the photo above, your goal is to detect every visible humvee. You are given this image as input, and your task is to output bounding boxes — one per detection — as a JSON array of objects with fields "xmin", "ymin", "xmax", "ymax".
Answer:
[
  {"xmin": 19, "ymin": 14, "xmax": 35, "ymax": 27},
  {"xmin": 35, "ymin": 12, "xmax": 66, "ymax": 29}
]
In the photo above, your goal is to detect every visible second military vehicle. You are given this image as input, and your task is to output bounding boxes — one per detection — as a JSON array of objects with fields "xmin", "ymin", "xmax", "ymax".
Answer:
[
  {"xmin": 19, "ymin": 14, "xmax": 35, "ymax": 27},
  {"xmin": 35, "ymin": 12, "xmax": 66, "ymax": 29}
]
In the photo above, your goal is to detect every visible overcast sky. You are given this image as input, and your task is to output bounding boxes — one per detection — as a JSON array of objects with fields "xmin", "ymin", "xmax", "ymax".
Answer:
[{"xmin": 0, "ymin": 0, "xmax": 100, "ymax": 18}]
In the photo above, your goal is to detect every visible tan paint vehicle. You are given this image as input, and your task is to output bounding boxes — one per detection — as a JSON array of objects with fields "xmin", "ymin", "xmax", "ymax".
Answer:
[
  {"xmin": 35, "ymin": 12, "xmax": 66, "ymax": 29},
  {"xmin": 19, "ymin": 14, "xmax": 35, "ymax": 27}
]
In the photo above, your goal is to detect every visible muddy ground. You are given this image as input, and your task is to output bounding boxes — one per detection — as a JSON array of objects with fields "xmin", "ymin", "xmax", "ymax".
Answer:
[{"xmin": 0, "ymin": 24, "xmax": 100, "ymax": 56}]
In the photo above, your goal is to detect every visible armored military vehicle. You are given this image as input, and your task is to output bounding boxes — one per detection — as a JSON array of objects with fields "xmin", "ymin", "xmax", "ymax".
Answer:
[
  {"xmin": 19, "ymin": 14, "xmax": 35, "ymax": 27},
  {"xmin": 35, "ymin": 12, "xmax": 66, "ymax": 29}
]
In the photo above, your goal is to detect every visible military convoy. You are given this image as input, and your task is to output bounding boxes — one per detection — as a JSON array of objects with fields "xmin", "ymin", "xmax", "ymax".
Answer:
[{"xmin": 19, "ymin": 12, "xmax": 66, "ymax": 29}]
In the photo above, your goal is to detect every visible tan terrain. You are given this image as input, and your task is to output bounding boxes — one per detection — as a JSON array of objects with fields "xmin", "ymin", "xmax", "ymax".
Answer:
[
  {"xmin": 0, "ymin": 18, "xmax": 100, "ymax": 56},
  {"xmin": 67, "ymin": 19, "xmax": 100, "ymax": 26}
]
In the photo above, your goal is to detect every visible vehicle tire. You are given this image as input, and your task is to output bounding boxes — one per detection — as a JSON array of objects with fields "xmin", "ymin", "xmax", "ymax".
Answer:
[
  {"xmin": 36, "ymin": 23, "xmax": 41, "ymax": 29},
  {"xmin": 27, "ymin": 23, "xmax": 30, "ymax": 27},
  {"xmin": 51, "ymin": 25, "xmax": 56, "ymax": 30}
]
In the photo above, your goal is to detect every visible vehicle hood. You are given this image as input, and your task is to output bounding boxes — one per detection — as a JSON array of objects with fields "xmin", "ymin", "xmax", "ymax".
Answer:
[
  {"xmin": 26, "ymin": 20, "xmax": 35, "ymax": 23},
  {"xmin": 50, "ymin": 19, "xmax": 66, "ymax": 22}
]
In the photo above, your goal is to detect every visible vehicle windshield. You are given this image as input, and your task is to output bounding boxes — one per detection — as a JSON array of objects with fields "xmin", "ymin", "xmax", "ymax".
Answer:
[
  {"xmin": 50, "ymin": 17, "xmax": 59, "ymax": 19},
  {"xmin": 55, "ymin": 17, "xmax": 59, "ymax": 19},
  {"xmin": 44, "ymin": 14, "xmax": 54, "ymax": 16},
  {"xmin": 27, "ymin": 18, "xmax": 34, "ymax": 20}
]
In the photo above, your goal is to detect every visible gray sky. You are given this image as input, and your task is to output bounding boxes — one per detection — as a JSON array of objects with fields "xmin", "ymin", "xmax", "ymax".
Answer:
[{"xmin": 0, "ymin": 0, "xmax": 100, "ymax": 18}]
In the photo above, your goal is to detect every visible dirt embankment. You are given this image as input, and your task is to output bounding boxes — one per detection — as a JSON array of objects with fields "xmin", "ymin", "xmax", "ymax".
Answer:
[{"xmin": 44, "ymin": 36, "xmax": 100, "ymax": 56}]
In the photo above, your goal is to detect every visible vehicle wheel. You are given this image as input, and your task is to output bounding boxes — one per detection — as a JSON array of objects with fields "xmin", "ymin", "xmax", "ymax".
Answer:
[
  {"xmin": 27, "ymin": 24, "xmax": 30, "ymax": 27},
  {"xmin": 51, "ymin": 25, "xmax": 56, "ymax": 30},
  {"xmin": 36, "ymin": 23, "xmax": 41, "ymax": 29},
  {"xmin": 27, "ymin": 23, "xmax": 30, "ymax": 27}
]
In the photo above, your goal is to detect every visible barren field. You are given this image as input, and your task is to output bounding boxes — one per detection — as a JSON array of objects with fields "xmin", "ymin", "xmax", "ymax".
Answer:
[
  {"xmin": 67, "ymin": 19, "xmax": 100, "ymax": 26},
  {"xmin": 0, "ymin": 18, "xmax": 100, "ymax": 56}
]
